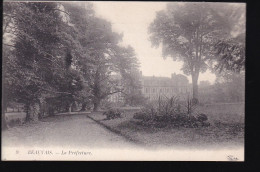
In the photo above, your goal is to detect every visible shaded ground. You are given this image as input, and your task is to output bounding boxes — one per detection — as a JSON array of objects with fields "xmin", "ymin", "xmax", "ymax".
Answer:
[{"xmin": 2, "ymin": 113, "xmax": 137, "ymax": 149}]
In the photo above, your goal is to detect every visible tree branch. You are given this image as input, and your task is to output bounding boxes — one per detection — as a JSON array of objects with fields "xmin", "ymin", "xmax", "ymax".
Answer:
[
  {"xmin": 40, "ymin": 87, "xmax": 72, "ymax": 95},
  {"xmin": 3, "ymin": 43, "xmax": 16, "ymax": 48},
  {"xmin": 102, "ymin": 89, "xmax": 127, "ymax": 99},
  {"xmin": 53, "ymin": 8, "xmax": 70, "ymax": 16}
]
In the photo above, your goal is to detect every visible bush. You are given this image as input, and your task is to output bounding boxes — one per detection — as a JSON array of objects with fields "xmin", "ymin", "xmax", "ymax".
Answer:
[
  {"xmin": 133, "ymin": 112, "xmax": 152, "ymax": 121},
  {"xmin": 8, "ymin": 118, "xmax": 23, "ymax": 127},
  {"xmin": 133, "ymin": 112, "xmax": 210, "ymax": 128},
  {"xmin": 132, "ymin": 96, "xmax": 211, "ymax": 128},
  {"xmin": 103, "ymin": 108, "xmax": 122, "ymax": 120},
  {"xmin": 196, "ymin": 113, "xmax": 208, "ymax": 122}
]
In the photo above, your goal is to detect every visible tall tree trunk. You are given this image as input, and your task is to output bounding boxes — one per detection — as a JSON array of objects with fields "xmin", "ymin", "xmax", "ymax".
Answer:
[
  {"xmin": 68, "ymin": 105, "xmax": 72, "ymax": 113},
  {"xmin": 80, "ymin": 102, "xmax": 87, "ymax": 111},
  {"xmin": 38, "ymin": 97, "xmax": 45, "ymax": 119},
  {"xmin": 49, "ymin": 106, "xmax": 55, "ymax": 116},
  {"xmin": 93, "ymin": 99, "xmax": 101, "ymax": 112},
  {"xmin": 67, "ymin": 102, "xmax": 74, "ymax": 113},
  {"xmin": 2, "ymin": 96, "xmax": 8, "ymax": 130},
  {"xmin": 191, "ymin": 72, "xmax": 199, "ymax": 104},
  {"xmin": 25, "ymin": 102, "xmax": 40, "ymax": 122},
  {"xmin": 2, "ymin": 112, "xmax": 8, "ymax": 130},
  {"xmin": 71, "ymin": 101, "xmax": 77, "ymax": 112},
  {"xmin": 25, "ymin": 103, "xmax": 30, "ymax": 122},
  {"xmin": 48, "ymin": 100, "xmax": 55, "ymax": 116},
  {"xmin": 65, "ymin": 102, "xmax": 72, "ymax": 113}
]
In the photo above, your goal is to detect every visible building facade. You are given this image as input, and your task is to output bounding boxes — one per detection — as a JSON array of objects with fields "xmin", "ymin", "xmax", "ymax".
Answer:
[
  {"xmin": 141, "ymin": 73, "xmax": 191, "ymax": 101},
  {"xmin": 107, "ymin": 72, "xmax": 192, "ymax": 103}
]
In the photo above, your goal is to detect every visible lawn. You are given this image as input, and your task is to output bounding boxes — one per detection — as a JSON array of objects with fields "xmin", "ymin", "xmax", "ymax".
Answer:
[{"xmin": 88, "ymin": 103, "xmax": 244, "ymax": 149}]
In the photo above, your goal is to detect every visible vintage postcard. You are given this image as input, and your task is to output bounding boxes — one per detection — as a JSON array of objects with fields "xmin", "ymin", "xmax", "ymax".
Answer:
[{"xmin": 2, "ymin": 1, "xmax": 245, "ymax": 161}]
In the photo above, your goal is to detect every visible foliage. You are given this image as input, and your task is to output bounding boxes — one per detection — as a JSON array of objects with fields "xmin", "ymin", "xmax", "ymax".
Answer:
[
  {"xmin": 124, "ymin": 91, "xmax": 147, "ymax": 106},
  {"xmin": 214, "ymin": 71, "xmax": 245, "ymax": 102},
  {"xmin": 3, "ymin": 1, "xmax": 142, "ymax": 121},
  {"xmin": 149, "ymin": 2, "xmax": 245, "ymax": 101},
  {"xmin": 133, "ymin": 96, "xmax": 210, "ymax": 128},
  {"xmin": 184, "ymin": 95, "xmax": 199, "ymax": 114},
  {"xmin": 211, "ymin": 3, "xmax": 245, "ymax": 73},
  {"xmin": 3, "ymin": 2, "xmax": 73, "ymax": 121},
  {"xmin": 198, "ymin": 71, "xmax": 245, "ymax": 103},
  {"xmin": 111, "ymin": 46, "xmax": 144, "ymax": 106},
  {"xmin": 213, "ymin": 33, "xmax": 245, "ymax": 73},
  {"xmin": 62, "ymin": 3, "xmax": 140, "ymax": 111},
  {"xmin": 103, "ymin": 108, "xmax": 122, "ymax": 120},
  {"xmin": 145, "ymin": 96, "xmax": 180, "ymax": 116},
  {"xmin": 197, "ymin": 113, "xmax": 208, "ymax": 122},
  {"xmin": 133, "ymin": 112, "xmax": 152, "ymax": 121},
  {"xmin": 133, "ymin": 112, "xmax": 210, "ymax": 128},
  {"xmin": 7, "ymin": 118, "xmax": 24, "ymax": 127}
]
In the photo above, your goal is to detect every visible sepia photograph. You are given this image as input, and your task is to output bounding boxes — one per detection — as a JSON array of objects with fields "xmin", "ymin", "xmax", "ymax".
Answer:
[{"xmin": 2, "ymin": 1, "xmax": 245, "ymax": 161}]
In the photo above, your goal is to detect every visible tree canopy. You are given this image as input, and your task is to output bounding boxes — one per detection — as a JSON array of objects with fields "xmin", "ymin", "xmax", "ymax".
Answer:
[
  {"xmin": 3, "ymin": 1, "xmax": 142, "ymax": 124},
  {"xmin": 149, "ymin": 2, "xmax": 245, "ymax": 102}
]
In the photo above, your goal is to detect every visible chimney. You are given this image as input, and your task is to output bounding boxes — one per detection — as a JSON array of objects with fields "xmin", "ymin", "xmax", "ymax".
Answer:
[{"xmin": 171, "ymin": 73, "xmax": 176, "ymax": 79}]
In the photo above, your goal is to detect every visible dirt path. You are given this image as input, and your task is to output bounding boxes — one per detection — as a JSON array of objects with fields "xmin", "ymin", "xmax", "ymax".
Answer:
[{"xmin": 2, "ymin": 113, "xmax": 138, "ymax": 149}]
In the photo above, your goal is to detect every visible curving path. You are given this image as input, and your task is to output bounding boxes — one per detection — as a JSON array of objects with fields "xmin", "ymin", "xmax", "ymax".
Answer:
[{"xmin": 2, "ymin": 113, "xmax": 138, "ymax": 149}]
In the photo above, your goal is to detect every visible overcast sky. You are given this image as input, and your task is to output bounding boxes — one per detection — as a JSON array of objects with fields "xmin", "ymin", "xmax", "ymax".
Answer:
[{"xmin": 91, "ymin": 1, "xmax": 217, "ymax": 84}]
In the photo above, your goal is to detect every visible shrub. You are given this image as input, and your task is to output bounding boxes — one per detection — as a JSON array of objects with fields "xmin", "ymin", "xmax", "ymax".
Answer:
[
  {"xmin": 132, "ymin": 96, "xmax": 211, "ymax": 128},
  {"xmin": 141, "ymin": 95, "xmax": 180, "ymax": 116},
  {"xmin": 133, "ymin": 112, "xmax": 152, "ymax": 121},
  {"xmin": 103, "ymin": 108, "xmax": 122, "ymax": 120},
  {"xmin": 196, "ymin": 113, "xmax": 208, "ymax": 122},
  {"xmin": 133, "ymin": 112, "xmax": 210, "ymax": 128},
  {"xmin": 8, "ymin": 118, "xmax": 23, "ymax": 127}
]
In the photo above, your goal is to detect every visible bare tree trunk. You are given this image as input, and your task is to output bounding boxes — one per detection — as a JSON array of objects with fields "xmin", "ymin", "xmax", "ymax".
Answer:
[
  {"xmin": 65, "ymin": 102, "xmax": 72, "ymax": 113},
  {"xmin": 93, "ymin": 100, "xmax": 101, "ymax": 112},
  {"xmin": 80, "ymin": 102, "xmax": 87, "ymax": 111},
  {"xmin": 67, "ymin": 102, "xmax": 73, "ymax": 113},
  {"xmin": 191, "ymin": 72, "xmax": 199, "ymax": 105},
  {"xmin": 71, "ymin": 101, "xmax": 77, "ymax": 112},
  {"xmin": 39, "ymin": 98, "xmax": 48, "ymax": 119},
  {"xmin": 25, "ymin": 102, "xmax": 40, "ymax": 122},
  {"xmin": 2, "ymin": 113, "xmax": 8, "ymax": 130},
  {"xmin": 2, "ymin": 97, "xmax": 8, "ymax": 130},
  {"xmin": 49, "ymin": 106, "xmax": 55, "ymax": 116}
]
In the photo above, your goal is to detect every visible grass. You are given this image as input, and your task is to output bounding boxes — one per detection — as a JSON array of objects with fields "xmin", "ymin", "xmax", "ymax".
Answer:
[{"xmin": 88, "ymin": 103, "xmax": 244, "ymax": 149}]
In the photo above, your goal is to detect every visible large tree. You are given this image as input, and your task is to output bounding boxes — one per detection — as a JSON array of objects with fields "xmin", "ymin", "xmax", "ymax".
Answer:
[
  {"xmin": 214, "ymin": 71, "xmax": 245, "ymax": 103},
  {"xmin": 3, "ymin": 2, "xmax": 84, "ymax": 121},
  {"xmin": 62, "ymin": 3, "xmax": 141, "ymax": 111},
  {"xmin": 3, "ymin": 1, "xmax": 142, "ymax": 120},
  {"xmin": 213, "ymin": 32, "xmax": 245, "ymax": 73},
  {"xmin": 62, "ymin": 3, "xmax": 120, "ymax": 111},
  {"xmin": 149, "ymin": 2, "xmax": 245, "ymax": 103},
  {"xmin": 111, "ymin": 46, "xmax": 145, "ymax": 106},
  {"xmin": 212, "ymin": 3, "xmax": 245, "ymax": 73}
]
